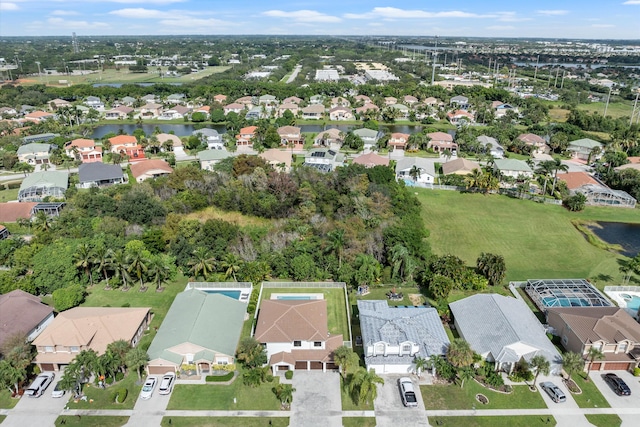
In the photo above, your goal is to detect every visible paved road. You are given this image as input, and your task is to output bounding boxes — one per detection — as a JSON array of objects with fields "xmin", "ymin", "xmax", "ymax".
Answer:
[{"xmin": 286, "ymin": 65, "xmax": 302, "ymax": 84}]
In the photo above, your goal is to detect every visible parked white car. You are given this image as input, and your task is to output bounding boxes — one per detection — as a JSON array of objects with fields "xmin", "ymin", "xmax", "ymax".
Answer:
[
  {"xmin": 51, "ymin": 381, "xmax": 66, "ymax": 398},
  {"xmin": 158, "ymin": 372, "xmax": 175, "ymax": 395},
  {"xmin": 25, "ymin": 372, "xmax": 55, "ymax": 398},
  {"xmin": 139, "ymin": 376, "xmax": 157, "ymax": 400},
  {"xmin": 398, "ymin": 377, "xmax": 418, "ymax": 407}
]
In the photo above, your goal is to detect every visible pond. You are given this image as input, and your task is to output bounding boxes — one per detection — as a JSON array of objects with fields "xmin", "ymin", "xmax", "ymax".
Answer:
[{"xmin": 590, "ymin": 222, "xmax": 640, "ymax": 257}]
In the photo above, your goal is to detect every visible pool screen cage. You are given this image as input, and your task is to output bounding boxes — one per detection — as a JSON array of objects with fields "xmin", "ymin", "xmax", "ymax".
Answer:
[
  {"xmin": 578, "ymin": 185, "xmax": 637, "ymax": 208},
  {"xmin": 524, "ymin": 278, "xmax": 613, "ymax": 311}
]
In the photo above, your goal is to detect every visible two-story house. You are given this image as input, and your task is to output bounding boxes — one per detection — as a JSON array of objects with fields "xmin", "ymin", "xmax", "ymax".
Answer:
[
  {"xmin": 109, "ymin": 135, "xmax": 145, "ymax": 161},
  {"xmin": 277, "ymin": 126, "xmax": 304, "ymax": 147},
  {"xmin": 65, "ymin": 138, "xmax": 103, "ymax": 163}
]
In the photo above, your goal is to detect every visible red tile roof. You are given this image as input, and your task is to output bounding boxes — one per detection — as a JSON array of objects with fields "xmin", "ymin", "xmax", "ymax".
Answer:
[
  {"xmin": 558, "ymin": 172, "xmax": 600, "ymax": 190},
  {"xmin": 0, "ymin": 202, "xmax": 37, "ymax": 222}
]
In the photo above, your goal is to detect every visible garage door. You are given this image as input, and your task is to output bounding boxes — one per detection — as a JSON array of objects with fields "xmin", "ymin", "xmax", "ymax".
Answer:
[
  {"xmin": 310, "ymin": 361, "xmax": 323, "ymax": 370},
  {"xmin": 590, "ymin": 362, "xmax": 602, "ymax": 371},
  {"xmin": 148, "ymin": 366, "xmax": 173, "ymax": 375},
  {"xmin": 278, "ymin": 365, "xmax": 289, "ymax": 371},
  {"xmin": 295, "ymin": 361, "xmax": 308, "ymax": 370},
  {"xmin": 603, "ymin": 362, "xmax": 631, "ymax": 370},
  {"xmin": 326, "ymin": 363, "xmax": 338, "ymax": 371},
  {"xmin": 40, "ymin": 363, "xmax": 55, "ymax": 372}
]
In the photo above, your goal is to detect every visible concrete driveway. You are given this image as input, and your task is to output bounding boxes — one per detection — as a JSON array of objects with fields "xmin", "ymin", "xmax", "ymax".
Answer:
[
  {"xmin": 536, "ymin": 376, "xmax": 592, "ymax": 427},
  {"xmin": 124, "ymin": 376, "xmax": 171, "ymax": 427},
  {"xmin": 2, "ymin": 373, "xmax": 69, "ymax": 427},
  {"xmin": 589, "ymin": 371, "xmax": 640, "ymax": 427},
  {"xmin": 374, "ymin": 375, "xmax": 429, "ymax": 427},
  {"xmin": 290, "ymin": 371, "xmax": 342, "ymax": 427}
]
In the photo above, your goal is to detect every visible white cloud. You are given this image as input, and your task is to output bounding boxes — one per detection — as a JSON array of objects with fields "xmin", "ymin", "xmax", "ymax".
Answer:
[
  {"xmin": 486, "ymin": 25, "xmax": 516, "ymax": 30},
  {"xmin": 97, "ymin": 0, "xmax": 185, "ymax": 3},
  {"xmin": 0, "ymin": 2, "xmax": 19, "ymax": 11},
  {"xmin": 344, "ymin": 7, "xmax": 493, "ymax": 20},
  {"xmin": 51, "ymin": 10, "xmax": 79, "ymax": 16},
  {"xmin": 262, "ymin": 10, "xmax": 341, "ymax": 23},
  {"xmin": 592, "ymin": 24, "xmax": 615, "ymax": 28},
  {"xmin": 109, "ymin": 8, "xmax": 172, "ymax": 19},
  {"xmin": 158, "ymin": 17, "xmax": 233, "ymax": 29},
  {"xmin": 47, "ymin": 17, "xmax": 109, "ymax": 29},
  {"xmin": 537, "ymin": 10, "xmax": 569, "ymax": 15},
  {"xmin": 495, "ymin": 12, "xmax": 531, "ymax": 22},
  {"xmin": 622, "ymin": 1, "xmax": 640, "ymax": 4}
]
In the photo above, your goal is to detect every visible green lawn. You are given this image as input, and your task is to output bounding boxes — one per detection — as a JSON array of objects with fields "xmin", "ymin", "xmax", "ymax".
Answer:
[
  {"xmin": 167, "ymin": 370, "xmax": 281, "ymax": 410},
  {"xmin": 340, "ymin": 377, "xmax": 375, "ymax": 411},
  {"xmin": 0, "ymin": 186, "xmax": 19, "ymax": 203},
  {"xmin": 420, "ymin": 382, "xmax": 547, "ymax": 410},
  {"xmin": 161, "ymin": 417, "xmax": 289, "ymax": 427},
  {"xmin": 417, "ymin": 190, "xmax": 639, "ymax": 287},
  {"xmin": 260, "ymin": 287, "xmax": 350, "ymax": 338},
  {"xmin": 584, "ymin": 414, "xmax": 622, "ymax": 427},
  {"xmin": 69, "ymin": 372, "xmax": 141, "ymax": 410},
  {"xmin": 428, "ymin": 416, "xmax": 556, "ymax": 427},
  {"xmin": 577, "ymin": 101, "xmax": 634, "ymax": 120},
  {"xmin": 0, "ymin": 390, "xmax": 18, "ymax": 409},
  {"xmin": 342, "ymin": 417, "xmax": 376, "ymax": 427},
  {"xmin": 55, "ymin": 416, "xmax": 129, "ymax": 427},
  {"xmin": 0, "ymin": 415, "xmax": 5, "ymax": 424},
  {"xmin": 570, "ymin": 375, "xmax": 610, "ymax": 408}
]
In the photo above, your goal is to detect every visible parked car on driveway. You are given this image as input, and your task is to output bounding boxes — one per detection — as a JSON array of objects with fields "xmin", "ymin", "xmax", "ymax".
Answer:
[
  {"xmin": 139, "ymin": 376, "xmax": 157, "ymax": 400},
  {"xmin": 398, "ymin": 377, "xmax": 418, "ymax": 407},
  {"xmin": 51, "ymin": 381, "xmax": 65, "ymax": 398},
  {"xmin": 158, "ymin": 372, "xmax": 175, "ymax": 395},
  {"xmin": 540, "ymin": 381, "xmax": 566, "ymax": 403},
  {"xmin": 25, "ymin": 372, "xmax": 55, "ymax": 398},
  {"xmin": 602, "ymin": 373, "xmax": 631, "ymax": 396}
]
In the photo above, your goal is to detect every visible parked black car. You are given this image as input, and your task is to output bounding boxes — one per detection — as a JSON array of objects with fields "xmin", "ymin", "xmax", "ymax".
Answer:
[{"xmin": 602, "ymin": 373, "xmax": 631, "ymax": 396}]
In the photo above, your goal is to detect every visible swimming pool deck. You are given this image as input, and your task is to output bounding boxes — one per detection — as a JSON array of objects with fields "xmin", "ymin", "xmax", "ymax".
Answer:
[
  {"xmin": 604, "ymin": 285, "xmax": 640, "ymax": 319},
  {"xmin": 270, "ymin": 293, "xmax": 324, "ymax": 300}
]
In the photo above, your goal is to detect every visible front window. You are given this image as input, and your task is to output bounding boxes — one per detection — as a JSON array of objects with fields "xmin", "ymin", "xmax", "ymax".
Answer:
[
  {"xmin": 314, "ymin": 342, "xmax": 322, "ymax": 347},
  {"xmin": 293, "ymin": 341, "xmax": 301, "ymax": 347},
  {"xmin": 70, "ymin": 346, "xmax": 79, "ymax": 353},
  {"xmin": 619, "ymin": 342, "xmax": 628, "ymax": 352},
  {"xmin": 45, "ymin": 346, "xmax": 54, "ymax": 353}
]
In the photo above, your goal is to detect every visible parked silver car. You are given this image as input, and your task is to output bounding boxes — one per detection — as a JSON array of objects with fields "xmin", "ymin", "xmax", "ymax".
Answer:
[
  {"xmin": 139, "ymin": 376, "xmax": 157, "ymax": 400},
  {"xmin": 540, "ymin": 381, "xmax": 566, "ymax": 403},
  {"xmin": 398, "ymin": 377, "xmax": 418, "ymax": 407}
]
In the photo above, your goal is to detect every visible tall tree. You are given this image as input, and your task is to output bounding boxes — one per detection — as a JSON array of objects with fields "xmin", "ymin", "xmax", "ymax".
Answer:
[
  {"xmin": 93, "ymin": 246, "xmax": 113, "ymax": 284},
  {"xmin": 476, "ymin": 253, "xmax": 506, "ymax": 287},
  {"xmin": 562, "ymin": 351, "xmax": 585, "ymax": 380},
  {"xmin": 408, "ymin": 165, "xmax": 421, "ymax": 182},
  {"xmin": 272, "ymin": 383, "xmax": 296, "ymax": 408},
  {"xmin": 220, "ymin": 253, "xmax": 242, "ymax": 281},
  {"xmin": 333, "ymin": 346, "xmax": 360, "ymax": 381},
  {"xmin": 349, "ymin": 367, "xmax": 384, "ymax": 405},
  {"xmin": 126, "ymin": 242, "xmax": 150, "ymax": 289},
  {"xmin": 148, "ymin": 255, "xmax": 171, "ymax": 291},
  {"xmin": 106, "ymin": 340, "xmax": 131, "ymax": 374},
  {"xmin": 530, "ymin": 355, "xmax": 550, "ymax": 389},
  {"xmin": 73, "ymin": 243, "xmax": 94, "ymax": 286},
  {"xmin": 112, "ymin": 250, "xmax": 131, "ymax": 290},
  {"xmin": 585, "ymin": 347, "xmax": 605, "ymax": 380},
  {"xmin": 188, "ymin": 247, "xmax": 215, "ymax": 281},
  {"xmin": 550, "ymin": 158, "xmax": 569, "ymax": 195},
  {"xmin": 125, "ymin": 347, "xmax": 149, "ymax": 381},
  {"xmin": 327, "ymin": 229, "xmax": 346, "ymax": 268},
  {"xmin": 0, "ymin": 360, "xmax": 26, "ymax": 395},
  {"xmin": 447, "ymin": 338, "xmax": 474, "ymax": 369}
]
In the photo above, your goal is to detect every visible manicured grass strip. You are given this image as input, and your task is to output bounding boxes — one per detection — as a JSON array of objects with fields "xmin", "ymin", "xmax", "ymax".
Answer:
[
  {"xmin": 584, "ymin": 414, "xmax": 622, "ymax": 427},
  {"xmin": 420, "ymin": 382, "xmax": 547, "ymax": 410},
  {"xmin": 0, "ymin": 390, "xmax": 18, "ymax": 409},
  {"xmin": 69, "ymin": 373, "xmax": 141, "ymax": 410},
  {"xmin": 340, "ymin": 377, "xmax": 374, "ymax": 411},
  {"xmin": 167, "ymin": 373, "xmax": 281, "ymax": 410},
  {"xmin": 55, "ymin": 416, "xmax": 129, "ymax": 427},
  {"xmin": 428, "ymin": 416, "xmax": 556, "ymax": 427},
  {"xmin": 0, "ymin": 415, "xmax": 5, "ymax": 424},
  {"xmin": 417, "ymin": 190, "xmax": 638, "ymax": 287},
  {"xmin": 570, "ymin": 375, "xmax": 610, "ymax": 408},
  {"xmin": 260, "ymin": 288, "xmax": 350, "ymax": 338},
  {"xmin": 343, "ymin": 417, "xmax": 376, "ymax": 427},
  {"xmin": 161, "ymin": 418, "xmax": 289, "ymax": 427}
]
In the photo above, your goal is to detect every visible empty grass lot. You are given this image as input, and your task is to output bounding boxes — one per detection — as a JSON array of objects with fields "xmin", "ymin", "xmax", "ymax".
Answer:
[
  {"xmin": 420, "ymin": 382, "xmax": 546, "ymax": 410},
  {"xmin": 417, "ymin": 190, "xmax": 639, "ymax": 287},
  {"xmin": 584, "ymin": 414, "xmax": 622, "ymax": 427},
  {"xmin": 570, "ymin": 375, "xmax": 610, "ymax": 408},
  {"xmin": 428, "ymin": 416, "xmax": 556, "ymax": 427},
  {"xmin": 160, "ymin": 417, "xmax": 289, "ymax": 427},
  {"xmin": 259, "ymin": 287, "xmax": 350, "ymax": 338},
  {"xmin": 55, "ymin": 416, "xmax": 129, "ymax": 427}
]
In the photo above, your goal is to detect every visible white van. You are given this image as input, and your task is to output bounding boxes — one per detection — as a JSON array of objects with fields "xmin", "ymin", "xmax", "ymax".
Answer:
[{"xmin": 25, "ymin": 372, "xmax": 55, "ymax": 397}]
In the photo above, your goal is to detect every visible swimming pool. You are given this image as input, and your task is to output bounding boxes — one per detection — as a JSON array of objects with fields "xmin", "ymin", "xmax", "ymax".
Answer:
[
  {"xmin": 626, "ymin": 296, "xmax": 640, "ymax": 311},
  {"xmin": 276, "ymin": 295, "xmax": 312, "ymax": 300},
  {"xmin": 203, "ymin": 290, "xmax": 242, "ymax": 300},
  {"xmin": 542, "ymin": 296, "xmax": 591, "ymax": 307}
]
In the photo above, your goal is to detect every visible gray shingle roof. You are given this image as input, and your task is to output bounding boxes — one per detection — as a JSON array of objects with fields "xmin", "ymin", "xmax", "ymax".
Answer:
[
  {"xmin": 78, "ymin": 163, "xmax": 124, "ymax": 184},
  {"xmin": 395, "ymin": 158, "xmax": 436, "ymax": 177},
  {"xmin": 357, "ymin": 300, "xmax": 449, "ymax": 366}
]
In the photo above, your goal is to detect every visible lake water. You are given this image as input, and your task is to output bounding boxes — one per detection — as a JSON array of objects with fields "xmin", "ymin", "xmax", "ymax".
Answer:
[
  {"xmin": 91, "ymin": 123, "xmax": 440, "ymax": 139},
  {"xmin": 512, "ymin": 62, "xmax": 640, "ymax": 70},
  {"xmin": 590, "ymin": 222, "xmax": 640, "ymax": 257}
]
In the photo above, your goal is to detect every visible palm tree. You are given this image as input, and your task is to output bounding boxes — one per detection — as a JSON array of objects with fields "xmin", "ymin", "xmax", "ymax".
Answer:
[
  {"xmin": 74, "ymin": 243, "xmax": 94, "ymax": 286},
  {"xmin": 272, "ymin": 383, "xmax": 296, "ymax": 408},
  {"xmin": 188, "ymin": 247, "xmax": 215, "ymax": 280},
  {"xmin": 333, "ymin": 346, "xmax": 361, "ymax": 381},
  {"xmin": 32, "ymin": 210, "xmax": 52, "ymax": 233},
  {"xmin": 98, "ymin": 351, "xmax": 119, "ymax": 383},
  {"xmin": 530, "ymin": 355, "xmax": 550, "ymax": 389},
  {"xmin": 550, "ymin": 158, "xmax": 569, "ymax": 195},
  {"xmin": 220, "ymin": 253, "xmax": 241, "ymax": 281},
  {"xmin": 94, "ymin": 246, "xmax": 114, "ymax": 285},
  {"xmin": 0, "ymin": 359, "xmax": 26, "ymax": 395},
  {"xmin": 585, "ymin": 347, "xmax": 605, "ymax": 380},
  {"xmin": 414, "ymin": 356, "xmax": 428, "ymax": 378},
  {"xmin": 327, "ymin": 229, "xmax": 346, "ymax": 268},
  {"xmin": 536, "ymin": 160, "xmax": 555, "ymax": 196},
  {"xmin": 457, "ymin": 366, "xmax": 475, "ymax": 388},
  {"xmin": 127, "ymin": 247, "xmax": 149, "ymax": 290},
  {"xmin": 74, "ymin": 349, "xmax": 100, "ymax": 382},
  {"xmin": 408, "ymin": 165, "xmax": 421, "ymax": 182},
  {"xmin": 465, "ymin": 168, "xmax": 483, "ymax": 191},
  {"xmin": 562, "ymin": 351, "xmax": 585, "ymax": 380},
  {"xmin": 447, "ymin": 338, "xmax": 474, "ymax": 369},
  {"xmin": 148, "ymin": 256, "xmax": 171, "ymax": 291},
  {"xmin": 125, "ymin": 347, "xmax": 149, "ymax": 381},
  {"xmin": 106, "ymin": 340, "xmax": 131, "ymax": 374},
  {"xmin": 390, "ymin": 244, "xmax": 412, "ymax": 283},
  {"xmin": 349, "ymin": 367, "xmax": 384, "ymax": 405},
  {"xmin": 112, "ymin": 250, "xmax": 131, "ymax": 290}
]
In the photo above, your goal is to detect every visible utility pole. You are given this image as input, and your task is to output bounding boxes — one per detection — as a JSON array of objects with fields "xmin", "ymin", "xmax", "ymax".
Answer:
[
  {"xmin": 554, "ymin": 68, "xmax": 560, "ymax": 87},
  {"xmin": 35, "ymin": 61, "xmax": 42, "ymax": 83},
  {"xmin": 604, "ymin": 86, "xmax": 612, "ymax": 117},
  {"xmin": 431, "ymin": 35, "xmax": 438, "ymax": 85},
  {"xmin": 631, "ymin": 91, "xmax": 639, "ymax": 126},
  {"xmin": 533, "ymin": 55, "xmax": 540, "ymax": 80},
  {"xmin": 560, "ymin": 71, "xmax": 566, "ymax": 89}
]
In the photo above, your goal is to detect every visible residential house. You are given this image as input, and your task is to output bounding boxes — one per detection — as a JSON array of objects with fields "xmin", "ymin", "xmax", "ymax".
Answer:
[
  {"xmin": 493, "ymin": 158, "xmax": 534, "ymax": 179},
  {"xmin": 426, "ymin": 132, "xmax": 458, "ymax": 154},
  {"xmin": 193, "ymin": 129, "xmax": 223, "ymax": 150},
  {"xmin": 309, "ymin": 95, "xmax": 324, "ymax": 104},
  {"xmin": 84, "ymin": 96, "xmax": 104, "ymax": 111},
  {"xmin": 138, "ymin": 102, "xmax": 163, "ymax": 119},
  {"xmin": 0, "ymin": 225, "xmax": 8, "ymax": 240},
  {"xmin": 0, "ymin": 107, "xmax": 17, "ymax": 118},
  {"xmin": 384, "ymin": 96, "xmax": 397, "ymax": 106},
  {"xmin": 24, "ymin": 111, "xmax": 55, "ymax": 123},
  {"xmin": 301, "ymin": 104, "xmax": 325, "ymax": 120},
  {"xmin": 21, "ymin": 133, "xmax": 59, "ymax": 145},
  {"xmin": 17, "ymin": 143, "xmax": 52, "ymax": 165},
  {"xmin": 358, "ymin": 300, "xmax": 449, "ymax": 374},
  {"xmin": 352, "ymin": 152, "xmax": 390, "ymax": 168},
  {"xmin": 450, "ymin": 294, "xmax": 562, "ymax": 374},
  {"xmin": 0, "ymin": 202, "xmax": 38, "ymax": 223},
  {"xmin": 447, "ymin": 110, "xmax": 475, "ymax": 125},
  {"xmin": 547, "ymin": 307, "xmax": 640, "ymax": 371},
  {"xmin": 213, "ymin": 94, "xmax": 227, "ymax": 104},
  {"xmin": 234, "ymin": 96, "xmax": 254, "ymax": 108},
  {"xmin": 558, "ymin": 172, "xmax": 636, "ymax": 208},
  {"xmin": 259, "ymin": 149, "xmax": 292, "ymax": 173},
  {"xmin": 615, "ymin": 163, "xmax": 640, "ymax": 172},
  {"xmin": 283, "ymin": 96, "xmax": 303, "ymax": 105},
  {"xmin": 353, "ymin": 128, "xmax": 380, "ymax": 150},
  {"xmin": 109, "ymin": 135, "xmax": 145, "ymax": 161},
  {"xmin": 424, "ymin": 97, "xmax": 441, "ymax": 107},
  {"xmin": 258, "ymin": 94, "xmax": 278, "ymax": 108},
  {"xmin": 48, "ymin": 98, "xmax": 72, "ymax": 110},
  {"xmin": 0, "ymin": 290, "xmax": 54, "ymax": 352},
  {"xmin": 254, "ymin": 299, "xmax": 343, "ymax": 374},
  {"xmin": 166, "ymin": 93, "xmax": 186, "ymax": 105},
  {"xmin": 388, "ymin": 132, "xmax": 410, "ymax": 150},
  {"xmin": 403, "ymin": 95, "xmax": 419, "ymax": 105},
  {"xmin": 567, "ymin": 138, "xmax": 604, "ymax": 162},
  {"xmin": 193, "ymin": 106, "xmax": 210, "ymax": 119},
  {"xmin": 18, "ymin": 171, "xmax": 68, "ymax": 202},
  {"xmin": 329, "ymin": 106, "xmax": 353, "ymax": 121},
  {"xmin": 64, "ymin": 138, "xmax": 103, "ymax": 163},
  {"xmin": 156, "ymin": 133, "xmax": 184, "ymax": 156},
  {"xmin": 517, "ymin": 133, "xmax": 550, "ymax": 154},
  {"xmin": 130, "ymin": 159, "xmax": 174, "ymax": 183},
  {"xmin": 278, "ymin": 103, "xmax": 299, "ymax": 117},
  {"xmin": 236, "ymin": 126, "xmax": 257, "ymax": 148},
  {"xmin": 442, "ymin": 158, "xmax": 482, "ymax": 175},
  {"xmin": 77, "ymin": 162, "xmax": 125, "ymax": 188},
  {"xmin": 141, "ymin": 94, "xmax": 158, "ymax": 103},
  {"xmin": 355, "ymin": 95, "xmax": 372, "ymax": 104},
  {"xmin": 245, "ymin": 107, "xmax": 263, "ymax": 120},
  {"xmin": 223, "ymin": 103, "xmax": 245, "ymax": 115},
  {"xmin": 388, "ymin": 104, "xmax": 410, "ymax": 120},
  {"xmin": 159, "ymin": 105, "xmax": 191, "ymax": 120},
  {"xmin": 450, "ymin": 95, "xmax": 470, "ymax": 110},
  {"xmin": 105, "ymin": 106, "xmax": 134, "ymax": 120},
  {"xmin": 314, "ymin": 129, "xmax": 343, "ymax": 147},
  {"xmin": 277, "ymin": 126, "xmax": 304, "ymax": 147},
  {"xmin": 197, "ymin": 149, "xmax": 233, "ymax": 171},
  {"xmin": 32, "ymin": 307, "xmax": 151, "ymax": 371},
  {"xmin": 355, "ymin": 103, "xmax": 380, "ymax": 116},
  {"xmin": 146, "ymin": 289, "xmax": 246, "ymax": 375},
  {"xmin": 476, "ymin": 135, "xmax": 505, "ymax": 158},
  {"xmin": 303, "ymin": 148, "xmax": 345, "ymax": 172},
  {"xmin": 331, "ymin": 97, "xmax": 351, "ymax": 108},
  {"xmin": 120, "ymin": 96, "xmax": 136, "ymax": 107},
  {"xmin": 493, "ymin": 102, "xmax": 519, "ymax": 118},
  {"xmin": 396, "ymin": 158, "xmax": 437, "ymax": 184}
]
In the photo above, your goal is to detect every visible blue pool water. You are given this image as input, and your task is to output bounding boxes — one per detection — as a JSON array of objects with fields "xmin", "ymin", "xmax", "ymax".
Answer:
[
  {"xmin": 626, "ymin": 296, "xmax": 640, "ymax": 311},
  {"xmin": 276, "ymin": 295, "xmax": 313, "ymax": 300},
  {"xmin": 203, "ymin": 290, "xmax": 241, "ymax": 300},
  {"xmin": 542, "ymin": 297, "xmax": 591, "ymax": 307}
]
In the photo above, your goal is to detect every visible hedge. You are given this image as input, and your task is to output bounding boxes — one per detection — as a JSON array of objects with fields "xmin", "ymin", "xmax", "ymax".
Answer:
[
  {"xmin": 205, "ymin": 372, "xmax": 235, "ymax": 382},
  {"xmin": 111, "ymin": 387, "xmax": 128, "ymax": 403}
]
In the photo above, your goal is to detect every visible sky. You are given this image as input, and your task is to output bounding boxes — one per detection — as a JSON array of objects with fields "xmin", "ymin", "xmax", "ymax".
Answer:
[{"xmin": 0, "ymin": 0, "xmax": 639, "ymax": 39}]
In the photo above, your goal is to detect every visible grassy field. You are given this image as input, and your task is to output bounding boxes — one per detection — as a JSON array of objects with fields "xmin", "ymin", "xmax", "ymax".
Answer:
[
  {"xmin": 569, "ymin": 375, "xmax": 610, "ymax": 408},
  {"xmin": 69, "ymin": 372, "xmax": 141, "ymax": 410},
  {"xmin": 577, "ymin": 101, "xmax": 634, "ymax": 120},
  {"xmin": 428, "ymin": 416, "xmax": 556, "ymax": 426},
  {"xmin": 0, "ymin": 186, "xmax": 19, "ymax": 203},
  {"xmin": 184, "ymin": 206, "xmax": 272, "ymax": 229},
  {"xmin": 167, "ymin": 371, "xmax": 281, "ymax": 410},
  {"xmin": 342, "ymin": 417, "xmax": 377, "ymax": 427},
  {"xmin": 161, "ymin": 418, "xmax": 289, "ymax": 427},
  {"xmin": 417, "ymin": 190, "xmax": 639, "ymax": 287},
  {"xmin": 584, "ymin": 414, "xmax": 622, "ymax": 427},
  {"xmin": 420, "ymin": 382, "xmax": 547, "ymax": 410},
  {"xmin": 26, "ymin": 66, "xmax": 230, "ymax": 87},
  {"xmin": 55, "ymin": 416, "xmax": 129, "ymax": 427},
  {"xmin": 259, "ymin": 287, "xmax": 350, "ymax": 338},
  {"xmin": 0, "ymin": 390, "xmax": 18, "ymax": 409}
]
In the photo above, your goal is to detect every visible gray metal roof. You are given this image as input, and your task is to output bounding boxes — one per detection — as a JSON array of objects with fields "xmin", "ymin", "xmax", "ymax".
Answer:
[
  {"xmin": 78, "ymin": 163, "xmax": 124, "ymax": 184},
  {"xmin": 449, "ymin": 294, "xmax": 562, "ymax": 370},
  {"xmin": 357, "ymin": 300, "xmax": 449, "ymax": 366},
  {"xmin": 395, "ymin": 158, "xmax": 436, "ymax": 177}
]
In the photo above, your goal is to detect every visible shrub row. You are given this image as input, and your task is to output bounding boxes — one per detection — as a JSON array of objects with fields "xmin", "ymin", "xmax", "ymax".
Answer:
[
  {"xmin": 111, "ymin": 387, "xmax": 128, "ymax": 403},
  {"xmin": 206, "ymin": 372, "xmax": 235, "ymax": 382}
]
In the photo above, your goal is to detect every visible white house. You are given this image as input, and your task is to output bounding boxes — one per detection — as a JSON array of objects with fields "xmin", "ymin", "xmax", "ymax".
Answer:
[{"xmin": 396, "ymin": 158, "xmax": 437, "ymax": 184}]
